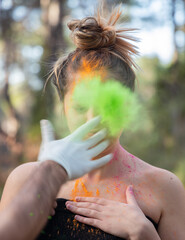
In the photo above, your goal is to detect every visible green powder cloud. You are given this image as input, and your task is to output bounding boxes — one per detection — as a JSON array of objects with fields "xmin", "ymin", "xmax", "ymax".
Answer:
[{"xmin": 73, "ymin": 76, "xmax": 140, "ymax": 136}]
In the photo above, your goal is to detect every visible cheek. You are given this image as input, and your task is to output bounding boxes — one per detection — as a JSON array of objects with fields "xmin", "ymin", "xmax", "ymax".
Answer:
[
  {"xmin": 64, "ymin": 94, "xmax": 92, "ymax": 132},
  {"xmin": 63, "ymin": 96, "xmax": 79, "ymax": 132},
  {"xmin": 65, "ymin": 108, "xmax": 87, "ymax": 132}
]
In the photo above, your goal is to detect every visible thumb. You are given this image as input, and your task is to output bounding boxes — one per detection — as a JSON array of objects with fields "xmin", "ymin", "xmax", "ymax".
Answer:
[
  {"xmin": 40, "ymin": 119, "xmax": 55, "ymax": 143},
  {"xmin": 126, "ymin": 185, "xmax": 138, "ymax": 206}
]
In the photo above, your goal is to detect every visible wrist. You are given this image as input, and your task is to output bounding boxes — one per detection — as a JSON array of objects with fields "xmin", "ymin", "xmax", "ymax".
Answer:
[
  {"xmin": 39, "ymin": 160, "xmax": 68, "ymax": 181},
  {"xmin": 129, "ymin": 218, "xmax": 159, "ymax": 240},
  {"xmin": 128, "ymin": 218, "xmax": 150, "ymax": 240}
]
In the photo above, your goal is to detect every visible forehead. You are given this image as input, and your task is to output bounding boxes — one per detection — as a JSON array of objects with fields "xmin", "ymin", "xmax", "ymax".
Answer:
[{"xmin": 63, "ymin": 66, "xmax": 111, "ymax": 111}]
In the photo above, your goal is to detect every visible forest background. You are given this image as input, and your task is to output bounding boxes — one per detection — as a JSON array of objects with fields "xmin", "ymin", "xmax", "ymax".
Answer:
[{"xmin": 0, "ymin": 0, "xmax": 185, "ymax": 197}]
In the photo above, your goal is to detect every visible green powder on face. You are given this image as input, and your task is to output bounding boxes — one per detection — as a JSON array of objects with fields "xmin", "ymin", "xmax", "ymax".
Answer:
[{"xmin": 73, "ymin": 76, "xmax": 140, "ymax": 136}]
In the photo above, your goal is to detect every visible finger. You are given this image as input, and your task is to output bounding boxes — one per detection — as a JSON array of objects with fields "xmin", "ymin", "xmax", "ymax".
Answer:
[
  {"xmin": 126, "ymin": 185, "xmax": 138, "ymax": 206},
  {"xmin": 65, "ymin": 201, "xmax": 102, "ymax": 212},
  {"xmin": 88, "ymin": 153, "xmax": 113, "ymax": 170},
  {"xmin": 70, "ymin": 116, "xmax": 101, "ymax": 141},
  {"xmin": 75, "ymin": 197, "xmax": 108, "ymax": 206},
  {"xmin": 84, "ymin": 129, "xmax": 107, "ymax": 148},
  {"xmin": 66, "ymin": 204, "xmax": 100, "ymax": 219},
  {"xmin": 75, "ymin": 196, "xmax": 121, "ymax": 207},
  {"xmin": 88, "ymin": 140, "xmax": 110, "ymax": 158},
  {"xmin": 75, "ymin": 215, "xmax": 101, "ymax": 229},
  {"xmin": 40, "ymin": 119, "xmax": 55, "ymax": 143}
]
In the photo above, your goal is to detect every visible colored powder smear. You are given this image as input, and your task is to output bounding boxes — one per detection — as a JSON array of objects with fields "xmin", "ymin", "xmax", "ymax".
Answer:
[
  {"xmin": 71, "ymin": 179, "xmax": 93, "ymax": 199},
  {"xmin": 73, "ymin": 76, "xmax": 140, "ymax": 136},
  {"xmin": 70, "ymin": 178, "xmax": 126, "ymax": 201}
]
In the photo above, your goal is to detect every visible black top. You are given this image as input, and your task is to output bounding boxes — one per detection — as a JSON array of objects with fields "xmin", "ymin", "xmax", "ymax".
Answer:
[{"xmin": 36, "ymin": 198, "xmax": 158, "ymax": 240}]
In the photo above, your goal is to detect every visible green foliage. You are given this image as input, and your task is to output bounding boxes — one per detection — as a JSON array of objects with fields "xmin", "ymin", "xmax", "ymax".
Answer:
[{"xmin": 152, "ymin": 56, "xmax": 185, "ymax": 150}]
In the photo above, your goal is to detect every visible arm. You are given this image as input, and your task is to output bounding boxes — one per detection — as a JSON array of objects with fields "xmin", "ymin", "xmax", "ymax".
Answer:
[
  {"xmin": 0, "ymin": 160, "xmax": 67, "ymax": 240},
  {"xmin": 137, "ymin": 221, "xmax": 161, "ymax": 240},
  {"xmin": 157, "ymin": 171, "xmax": 185, "ymax": 240},
  {"xmin": 0, "ymin": 117, "xmax": 112, "ymax": 240}
]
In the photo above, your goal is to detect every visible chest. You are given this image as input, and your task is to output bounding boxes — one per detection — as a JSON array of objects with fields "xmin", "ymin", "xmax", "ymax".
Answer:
[
  {"xmin": 58, "ymin": 178, "xmax": 127, "ymax": 201},
  {"xmin": 56, "ymin": 176, "xmax": 161, "ymax": 224}
]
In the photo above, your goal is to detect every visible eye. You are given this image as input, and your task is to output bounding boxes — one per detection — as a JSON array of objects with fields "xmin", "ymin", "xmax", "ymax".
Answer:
[{"xmin": 74, "ymin": 104, "xmax": 88, "ymax": 113}]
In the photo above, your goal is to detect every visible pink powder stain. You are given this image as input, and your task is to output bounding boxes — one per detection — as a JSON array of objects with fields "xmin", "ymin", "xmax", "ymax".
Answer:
[
  {"xmin": 113, "ymin": 175, "xmax": 120, "ymax": 181},
  {"xmin": 121, "ymin": 160, "xmax": 131, "ymax": 169},
  {"xmin": 129, "ymin": 153, "xmax": 135, "ymax": 159},
  {"xmin": 125, "ymin": 164, "xmax": 131, "ymax": 169},
  {"xmin": 108, "ymin": 148, "xmax": 119, "ymax": 165},
  {"xmin": 128, "ymin": 187, "xmax": 134, "ymax": 196}
]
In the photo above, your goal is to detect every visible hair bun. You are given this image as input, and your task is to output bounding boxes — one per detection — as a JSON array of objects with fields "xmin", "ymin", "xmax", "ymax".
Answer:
[
  {"xmin": 67, "ymin": 5, "xmax": 139, "ymax": 68},
  {"xmin": 67, "ymin": 16, "xmax": 116, "ymax": 50}
]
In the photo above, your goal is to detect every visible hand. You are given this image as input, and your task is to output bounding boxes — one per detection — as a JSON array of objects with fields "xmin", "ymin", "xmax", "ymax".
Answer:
[
  {"xmin": 38, "ymin": 116, "xmax": 113, "ymax": 180},
  {"xmin": 65, "ymin": 186, "xmax": 151, "ymax": 240},
  {"xmin": 49, "ymin": 201, "xmax": 57, "ymax": 216}
]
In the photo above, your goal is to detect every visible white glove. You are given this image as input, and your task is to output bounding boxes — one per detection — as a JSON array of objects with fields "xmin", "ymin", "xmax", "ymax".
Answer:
[{"xmin": 38, "ymin": 116, "xmax": 112, "ymax": 180}]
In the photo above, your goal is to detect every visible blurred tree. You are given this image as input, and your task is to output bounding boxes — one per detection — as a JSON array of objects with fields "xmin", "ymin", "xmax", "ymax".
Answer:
[
  {"xmin": 150, "ymin": 0, "xmax": 185, "ymax": 171},
  {"xmin": 0, "ymin": 1, "xmax": 25, "ymax": 177},
  {"xmin": 0, "ymin": 0, "xmax": 68, "ymax": 193},
  {"xmin": 29, "ymin": 0, "xmax": 68, "ymax": 135},
  {"xmin": 151, "ymin": 54, "xmax": 185, "ymax": 169}
]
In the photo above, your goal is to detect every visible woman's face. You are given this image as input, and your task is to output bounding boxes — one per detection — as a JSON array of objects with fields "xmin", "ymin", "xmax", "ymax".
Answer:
[
  {"xmin": 64, "ymin": 90, "xmax": 96, "ymax": 133},
  {"xmin": 63, "ymin": 88, "xmax": 122, "ymax": 143}
]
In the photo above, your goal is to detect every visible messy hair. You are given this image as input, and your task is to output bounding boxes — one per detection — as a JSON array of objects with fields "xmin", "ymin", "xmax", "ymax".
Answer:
[{"xmin": 49, "ymin": 3, "xmax": 139, "ymax": 100}]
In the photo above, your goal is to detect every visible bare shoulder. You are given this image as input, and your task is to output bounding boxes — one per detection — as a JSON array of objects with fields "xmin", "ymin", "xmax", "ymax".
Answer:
[
  {"xmin": 143, "ymin": 166, "xmax": 185, "ymax": 239},
  {"xmin": 141, "ymin": 163, "xmax": 185, "ymax": 207},
  {"xmin": 141, "ymin": 161, "xmax": 184, "ymax": 190},
  {"xmin": 148, "ymin": 166, "xmax": 184, "ymax": 192},
  {"xmin": 0, "ymin": 162, "xmax": 39, "ymax": 210},
  {"xmin": 155, "ymin": 167, "xmax": 185, "ymax": 204}
]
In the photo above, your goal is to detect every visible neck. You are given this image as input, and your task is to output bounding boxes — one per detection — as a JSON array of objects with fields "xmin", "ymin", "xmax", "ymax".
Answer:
[
  {"xmin": 87, "ymin": 140, "xmax": 132, "ymax": 181},
  {"xmin": 92, "ymin": 138, "xmax": 120, "ymax": 159}
]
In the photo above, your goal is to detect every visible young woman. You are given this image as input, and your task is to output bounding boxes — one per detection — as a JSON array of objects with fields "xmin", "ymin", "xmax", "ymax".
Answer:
[{"xmin": 1, "ymin": 4, "xmax": 185, "ymax": 240}]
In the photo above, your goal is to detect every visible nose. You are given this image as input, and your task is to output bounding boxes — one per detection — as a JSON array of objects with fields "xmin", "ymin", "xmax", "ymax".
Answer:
[{"xmin": 86, "ymin": 108, "xmax": 94, "ymax": 121}]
